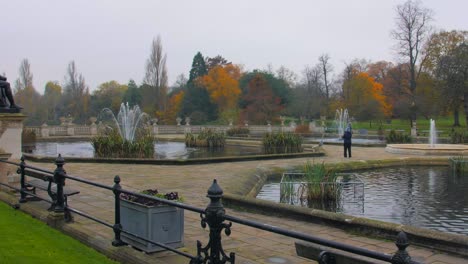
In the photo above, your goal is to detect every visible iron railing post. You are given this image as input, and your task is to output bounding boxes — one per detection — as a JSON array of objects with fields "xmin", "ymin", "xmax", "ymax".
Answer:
[
  {"xmin": 196, "ymin": 179, "xmax": 235, "ymax": 263},
  {"xmin": 112, "ymin": 175, "xmax": 126, "ymax": 246},
  {"xmin": 391, "ymin": 231, "xmax": 412, "ymax": 264},
  {"xmin": 53, "ymin": 154, "xmax": 66, "ymax": 213},
  {"xmin": 18, "ymin": 156, "xmax": 27, "ymax": 203}
]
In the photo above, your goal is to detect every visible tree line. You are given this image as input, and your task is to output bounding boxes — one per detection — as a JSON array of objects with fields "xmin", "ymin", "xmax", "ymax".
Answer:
[{"xmin": 10, "ymin": 0, "xmax": 468, "ymax": 127}]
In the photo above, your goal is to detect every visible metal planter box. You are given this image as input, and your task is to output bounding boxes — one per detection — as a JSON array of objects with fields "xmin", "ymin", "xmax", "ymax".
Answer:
[{"xmin": 120, "ymin": 199, "xmax": 184, "ymax": 253}]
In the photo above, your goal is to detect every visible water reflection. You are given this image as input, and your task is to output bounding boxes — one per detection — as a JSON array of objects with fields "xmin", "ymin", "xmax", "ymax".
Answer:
[
  {"xmin": 32, "ymin": 141, "xmax": 262, "ymax": 160},
  {"xmin": 257, "ymin": 166, "xmax": 468, "ymax": 235}
]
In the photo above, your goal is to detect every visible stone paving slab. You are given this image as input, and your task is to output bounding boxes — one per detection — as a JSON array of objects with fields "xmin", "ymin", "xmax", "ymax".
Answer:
[{"xmin": 2, "ymin": 145, "xmax": 467, "ymax": 263}]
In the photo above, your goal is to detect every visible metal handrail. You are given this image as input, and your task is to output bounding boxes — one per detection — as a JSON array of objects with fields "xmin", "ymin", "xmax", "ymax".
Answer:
[{"xmin": 0, "ymin": 156, "xmax": 420, "ymax": 264}]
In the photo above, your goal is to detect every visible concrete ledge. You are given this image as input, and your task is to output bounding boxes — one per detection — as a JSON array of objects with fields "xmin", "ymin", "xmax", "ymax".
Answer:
[
  {"xmin": 295, "ymin": 241, "xmax": 388, "ymax": 264},
  {"xmin": 23, "ymin": 150, "xmax": 325, "ymax": 165}
]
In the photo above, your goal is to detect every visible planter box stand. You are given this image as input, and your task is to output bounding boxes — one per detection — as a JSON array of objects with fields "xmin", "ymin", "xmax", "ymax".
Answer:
[{"xmin": 120, "ymin": 199, "xmax": 184, "ymax": 253}]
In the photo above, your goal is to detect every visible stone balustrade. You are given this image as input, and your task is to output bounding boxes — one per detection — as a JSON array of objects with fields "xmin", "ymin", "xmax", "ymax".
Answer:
[{"xmin": 26, "ymin": 122, "xmax": 305, "ymax": 138}]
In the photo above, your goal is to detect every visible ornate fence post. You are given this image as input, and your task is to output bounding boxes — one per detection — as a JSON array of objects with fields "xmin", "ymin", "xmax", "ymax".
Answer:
[
  {"xmin": 18, "ymin": 155, "xmax": 27, "ymax": 203},
  {"xmin": 112, "ymin": 175, "xmax": 126, "ymax": 246},
  {"xmin": 53, "ymin": 154, "xmax": 66, "ymax": 213},
  {"xmin": 196, "ymin": 179, "xmax": 235, "ymax": 263},
  {"xmin": 391, "ymin": 231, "xmax": 412, "ymax": 264}
]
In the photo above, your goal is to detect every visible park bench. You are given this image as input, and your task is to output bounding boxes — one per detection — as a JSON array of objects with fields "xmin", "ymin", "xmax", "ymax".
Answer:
[{"xmin": 22, "ymin": 168, "xmax": 79, "ymax": 219}]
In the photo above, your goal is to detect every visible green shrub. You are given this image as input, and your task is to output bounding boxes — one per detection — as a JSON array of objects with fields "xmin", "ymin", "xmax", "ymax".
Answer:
[
  {"xmin": 262, "ymin": 132, "xmax": 303, "ymax": 154},
  {"xmin": 226, "ymin": 127, "xmax": 250, "ymax": 137},
  {"xmin": 449, "ymin": 128, "xmax": 468, "ymax": 144},
  {"xmin": 92, "ymin": 128, "xmax": 154, "ymax": 158},
  {"xmin": 185, "ymin": 128, "xmax": 225, "ymax": 148},
  {"xmin": 385, "ymin": 130, "xmax": 412, "ymax": 143}
]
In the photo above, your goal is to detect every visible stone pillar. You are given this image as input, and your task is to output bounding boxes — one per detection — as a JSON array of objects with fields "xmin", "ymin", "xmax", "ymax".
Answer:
[
  {"xmin": 0, "ymin": 113, "xmax": 27, "ymax": 159},
  {"xmin": 90, "ymin": 123, "xmax": 97, "ymax": 136},
  {"xmin": 411, "ymin": 121, "xmax": 417, "ymax": 137},
  {"xmin": 280, "ymin": 116, "xmax": 285, "ymax": 132},
  {"xmin": 66, "ymin": 123, "xmax": 75, "ymax": 136},
  {"xmin": 41, "ymin": 123, "xmax": 50, "ymax": 138},
  {"xmin": 290, "ymin": 121, "xmax": 297, "ymax": 132},
  {"xmin": 244, "ymin": 120, "xmax": 248, "ymax": 127},
  {"xmin": 152, "ymin": 118, "xmax": 159, "ymax": 135},
  {"xmin": 185, "ymin": 117, "xmax": 191, "ymax": 133},
  {"xmin": 267, "ymin": 121, "xmax": 272, "ymax": 133},
  {"xmin": 89, "ymin": 117, "xmax": 97, "ymax": 136}
]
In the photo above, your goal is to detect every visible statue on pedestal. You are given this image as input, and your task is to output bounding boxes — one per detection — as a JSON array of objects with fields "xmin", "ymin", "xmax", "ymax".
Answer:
[{"xmin": 0, "ymin": 75, "xmax": 22, "ymax": 111}]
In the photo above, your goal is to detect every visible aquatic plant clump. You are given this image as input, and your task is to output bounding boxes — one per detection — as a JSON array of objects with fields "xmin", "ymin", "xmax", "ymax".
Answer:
[
  {"xmin": 92, "ymin": 128, "xmax": 154, "ymax": 158},
  {"xmin": 262, "ymin": 132, "xmax": 303, "ymax": 154},
  {"xmin": 185, "ymin": 129, "xmax": 226, "ymax": 148},
  {"xmin": 450, "ymin": 128, "xmax": 468, "ymax": 144},
  {"xmin": 300, "ymin": 161, "xmax": 339, "ymax": 202},
  {"xmin": 450, "ymin": 156, "xmax": 468, "ymax": 175}
]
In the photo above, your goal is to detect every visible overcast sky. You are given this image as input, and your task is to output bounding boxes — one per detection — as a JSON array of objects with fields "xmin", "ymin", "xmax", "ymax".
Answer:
[{"xmin": 1, "ymin": 0, "xmax": 467, "ymax": 93}]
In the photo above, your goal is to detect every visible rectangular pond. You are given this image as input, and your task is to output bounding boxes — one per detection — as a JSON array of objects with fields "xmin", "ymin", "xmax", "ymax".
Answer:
[
  {"xmin": 257, "ymin": 166, "xmax": 468, "ymax": 235},
  {"xmin": 30, "ymin": 141, "xmax": 263, "ymax": 160}
]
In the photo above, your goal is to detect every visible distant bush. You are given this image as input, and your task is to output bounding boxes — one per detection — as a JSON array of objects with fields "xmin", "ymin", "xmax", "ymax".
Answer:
[
  {"xmin": 449, "ymin": 128, "xmax": 468, "ymax": 144},
  {"xmin": 385, "ymin": 130, "xmax": 412, "ymax": 143},
  {"xmin": 262, "ymin": 132, "xmax": 303, "ymax": 154},
  {"xmin": 185, "ymin": 128, "xmax": 225, "ymax": 148},
  {"xmin": 22, "ymin": 129, "xmax": 36, "ymax": 145},
  {"xmin": 294, "ymin": 125, "xmax": 311, "ymax": 136},
  {"xmin": 226, "ymin": 127, "xmax": 250, "ymax": 137}
]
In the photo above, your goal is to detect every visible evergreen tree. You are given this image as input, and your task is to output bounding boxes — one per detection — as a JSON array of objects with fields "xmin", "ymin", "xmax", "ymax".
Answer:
[
  {"xmin": 180, "ymin": 52, "xmax": 218, "ymax": 124},
  {"xmin": 123, "ymin": 79, "xmax": 142, "ymax": 107}
]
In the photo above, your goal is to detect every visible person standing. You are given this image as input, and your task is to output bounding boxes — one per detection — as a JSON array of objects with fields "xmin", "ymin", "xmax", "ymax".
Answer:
[{"xmin": 342, "ymin": 124, "xmax": 352, "ymax": 158}]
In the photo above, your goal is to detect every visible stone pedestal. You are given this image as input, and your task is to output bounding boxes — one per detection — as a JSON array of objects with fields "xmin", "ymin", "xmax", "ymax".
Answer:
[
  {"xmin": 0, "ymin": 113, "xmax": 26, "ymax": 159},
  {"xmin": 41, "ymin": 123, "xmax": 50, "ymax": 137}
]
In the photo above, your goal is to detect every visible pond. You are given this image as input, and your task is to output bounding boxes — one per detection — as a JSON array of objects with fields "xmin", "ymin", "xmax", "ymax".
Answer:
[
  {"xmin": 256, "ymin": 166, "xmax": 468, "ymax": 235},
  {"xmin": 31, "ymin": 141, "xmax": 262, "ymax": 160}
]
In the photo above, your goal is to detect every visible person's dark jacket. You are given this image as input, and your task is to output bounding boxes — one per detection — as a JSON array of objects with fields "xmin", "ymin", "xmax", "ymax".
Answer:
[{"xmin": 342, "ymin": 131, "xmax": 352, "ymax": 144}]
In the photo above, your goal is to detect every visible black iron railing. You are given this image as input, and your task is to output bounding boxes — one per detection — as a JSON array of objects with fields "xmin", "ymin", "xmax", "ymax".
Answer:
[{"xmin": 0, "ymin": 155, "xmax": 420, "ymax": 264}]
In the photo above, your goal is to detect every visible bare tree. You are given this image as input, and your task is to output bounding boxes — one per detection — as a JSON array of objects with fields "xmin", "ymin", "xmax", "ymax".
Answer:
[
  {"xmin": 318, "ymin": 54, "xmax": 333, "ymax": 100},
  {"xmin": 143, "ymin": 35, "xmax": 168, "ymax": 112},
  {"xmin": 276, "ymin": 65, "xmax": 297, "ymax": 88},
  {"xmin": 13, "ymin": 59, "xmax": 42, "ymax": 124},
  {"xmin": 14, "ymin": 58, "xmax": 34, "ymax": 92},
  {"xmin": 63, "ymin": 61, "xmax": 89, "ymax": 123},
  {"xmin": 391, "ymin": 0, "xmax": 433, "ymax": 126}
]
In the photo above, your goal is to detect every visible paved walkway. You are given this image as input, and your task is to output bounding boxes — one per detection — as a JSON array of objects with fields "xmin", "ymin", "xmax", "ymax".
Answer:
[{"xmin": 4, "ymin": 145, "xmax": 468, "ymax": 263}]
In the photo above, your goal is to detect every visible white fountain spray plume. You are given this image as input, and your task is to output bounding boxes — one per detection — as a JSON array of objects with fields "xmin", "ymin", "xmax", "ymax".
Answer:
[
  {"xmin": 429, "ymin": 119, "xmax": 437, "ymax": 148},
  {"xmin": 334, "ymin": 108, "xmax": 349, "ymax": 139},
  {"xmin": 98, "ymin": 102, "xmax": 151, "ymax": 142}
]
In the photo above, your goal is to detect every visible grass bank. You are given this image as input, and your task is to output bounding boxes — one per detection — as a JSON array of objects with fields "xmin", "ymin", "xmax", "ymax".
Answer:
[{"xmin": 0, "ymin": 201, "xmax": 118, "ymax": 264}]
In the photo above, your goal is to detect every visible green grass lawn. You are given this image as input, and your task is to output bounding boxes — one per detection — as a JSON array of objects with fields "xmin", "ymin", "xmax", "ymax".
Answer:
[{"xmin": 0, "ymin": 201, "xmax": 118, "ymax": 264}]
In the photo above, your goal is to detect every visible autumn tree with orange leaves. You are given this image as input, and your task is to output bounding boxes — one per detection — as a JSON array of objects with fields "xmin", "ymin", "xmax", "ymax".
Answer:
[
  {"xmin": 343, "ymin": 72, "xmax": 391, "ymax": 123},
  {"xmin": 162, "ymin": 91, "xmax": 185, "ymax": 124},
  {"xmin": 199, "ymin": 64, "xmax": 242, "ymax": 120}
]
